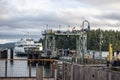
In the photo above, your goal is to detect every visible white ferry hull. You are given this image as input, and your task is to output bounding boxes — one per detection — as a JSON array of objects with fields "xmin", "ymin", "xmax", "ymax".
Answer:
[{"xmin": 14, "ymin": 37, "xmax": 43, "ymax": 56}]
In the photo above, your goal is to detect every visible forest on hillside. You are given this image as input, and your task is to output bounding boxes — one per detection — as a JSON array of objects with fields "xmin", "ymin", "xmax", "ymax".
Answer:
[
  {"xmin": 87, "ymin": 29, "xmax": 120, "ymax": 51},
  {"xmin": 40, "ymin": 29, "xmax": 120, "ymax": 52}
]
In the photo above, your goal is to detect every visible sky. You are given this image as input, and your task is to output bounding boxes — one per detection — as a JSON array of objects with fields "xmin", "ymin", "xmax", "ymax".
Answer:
[{"xmin": 0, "ymin": 0, "xmax": 120, "ymax": 44}]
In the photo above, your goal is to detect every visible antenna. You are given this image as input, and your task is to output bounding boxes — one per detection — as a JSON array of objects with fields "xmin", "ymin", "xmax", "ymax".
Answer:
[
  {"xmin": 67, "ymin": 25, "xmax": 70, "ymax": 31},
  {"xmin": 46, "ymin": 24, "xmax": 48, "ymax": 30},
  {"xmin": 27, "ymin": 32, "xmax": 31, "ymax": 39},
  {"xmin": 59, "ymin": 24, "xmax": 61, "ymax": 31}
]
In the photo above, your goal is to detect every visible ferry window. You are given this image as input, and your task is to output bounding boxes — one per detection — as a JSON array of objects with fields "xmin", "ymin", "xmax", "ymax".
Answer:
[
  {"xmin": 18, "ymin": 45, "xmax": 23, "ymax": 47},
  {"xmin": 26, "ymin": 39, "xmax": 33, "ymax": 41},
  {"xmin": 37, "ymin": 45, "xmax": 41, "ymax": 47}
]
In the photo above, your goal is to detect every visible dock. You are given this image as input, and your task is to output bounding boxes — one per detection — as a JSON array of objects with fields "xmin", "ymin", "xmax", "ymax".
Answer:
[{"xmin": 0, "ymin": 58, "xmax": 120, "ymax": 80}]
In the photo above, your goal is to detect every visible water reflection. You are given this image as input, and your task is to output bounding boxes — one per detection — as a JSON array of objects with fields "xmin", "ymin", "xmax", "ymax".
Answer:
[{"xmin": 0, "ymin": 52, "xmax": 50, "ymax": 77}]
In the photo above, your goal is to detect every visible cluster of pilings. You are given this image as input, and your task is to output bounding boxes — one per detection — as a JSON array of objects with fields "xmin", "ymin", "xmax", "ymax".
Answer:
[
  {"xmin": 0, "ymin": 49, "xmax": 8, "ymax": 59},
  {"xmin": 0, "ymin": 49, "xmax": 14, "ymax": 60}
]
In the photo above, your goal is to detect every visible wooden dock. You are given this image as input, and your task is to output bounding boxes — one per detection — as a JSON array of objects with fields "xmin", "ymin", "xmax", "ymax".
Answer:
[{"xmin": 56, "ymin": 62, "xmax": 120, "ymax": 80}]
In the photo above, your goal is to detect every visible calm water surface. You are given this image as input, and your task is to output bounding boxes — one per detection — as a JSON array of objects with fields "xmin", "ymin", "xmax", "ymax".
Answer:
[{"xmin": 0, "ymin": 50, "xmax": 50, "ymax": 77}]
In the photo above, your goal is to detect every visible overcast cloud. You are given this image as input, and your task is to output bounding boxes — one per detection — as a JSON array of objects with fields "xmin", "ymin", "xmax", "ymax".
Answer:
[{"xmin": 0, "ymin": 0, "xmax": 120, "ymax": 44}]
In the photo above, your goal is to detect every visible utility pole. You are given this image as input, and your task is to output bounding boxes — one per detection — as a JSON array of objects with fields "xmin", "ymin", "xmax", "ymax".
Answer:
[{"xmin": 99, "ymin": 29, "xmax": 103, "ymax": 61}]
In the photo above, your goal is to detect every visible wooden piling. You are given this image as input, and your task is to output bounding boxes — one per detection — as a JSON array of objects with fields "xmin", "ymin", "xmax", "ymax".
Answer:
[
  {"xmin": 5, "ymin": 60, "xmax": 7, "ymax": 77},
  {"xmin": 70, "ymin": 64, "xmax": 73, "ymax": 80},
  {"xmin": 10, "ymin": 49, "xmax": 13, "ymax": 59},
  {"xmin": 54, "ymin": 69, "xmax": 57, "ymax": 80},
  {"xmin": 10, "ymin": 49, "xmax": 14, "ymax": 63},
  {"xmin": 29, "ymin": 61, "xmax": 31, "ymax": 77},
  {"xmin": 36, "ymin": 65, "xmax": 44, "ymax": 80},
  {"xmin": 50, "ymin": 62, "xmax": 53, "ymax": 77}
]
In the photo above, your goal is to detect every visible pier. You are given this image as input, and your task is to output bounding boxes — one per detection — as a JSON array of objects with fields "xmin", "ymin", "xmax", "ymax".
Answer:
[
  {"xmin": 0, "ymin": 20, "xmax": 120, "ymax": 80},
  {"xmin": 42, "ymin": 20, "xmax": 90, "ymax": 63},
  {"xmin": 57, "ymin": 62, "xmax": 120, "ymax": 80}
]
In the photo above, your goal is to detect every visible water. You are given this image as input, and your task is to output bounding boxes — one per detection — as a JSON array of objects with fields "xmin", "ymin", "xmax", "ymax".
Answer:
[{"xmin": 0, "ymin": 50, "xmax": 50, "ymax": 77}]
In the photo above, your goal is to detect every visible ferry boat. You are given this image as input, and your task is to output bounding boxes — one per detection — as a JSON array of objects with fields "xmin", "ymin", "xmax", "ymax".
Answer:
[{"xmin": 14, "ymin": 37, "xmax": 43, "ymax": 56}]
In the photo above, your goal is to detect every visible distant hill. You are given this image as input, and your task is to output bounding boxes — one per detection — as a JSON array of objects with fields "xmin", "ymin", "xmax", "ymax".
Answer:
[{"xmin": 0, "ymin": 42, "xmax": 15, "ymax": 49}]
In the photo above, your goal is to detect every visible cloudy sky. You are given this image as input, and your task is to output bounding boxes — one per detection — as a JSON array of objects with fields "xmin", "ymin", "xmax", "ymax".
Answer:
[{"xmin": 0, "ymin": 0, "xmax": 120, "ymax": 44}]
